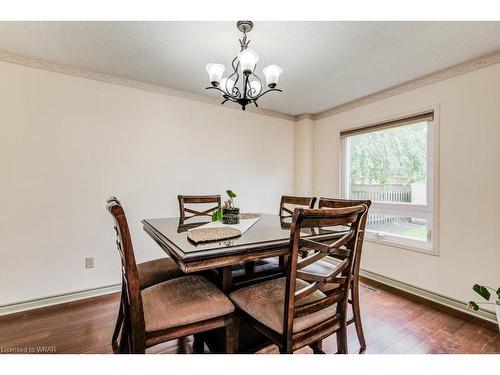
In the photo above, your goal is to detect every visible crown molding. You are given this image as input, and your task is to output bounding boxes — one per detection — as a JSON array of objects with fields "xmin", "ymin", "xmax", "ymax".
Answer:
[
  {"xmin": 294, "ymin": 113, "xmax": 315, "ymax": 121},
  {"xmin": 1, "ymin": 50, "xmax": 499, "ymax": 124},
  {"xmin": 0, "ymin": 51, "xmax": 295, "ymax": 122},
  {"xmin": 314, "ymin": 50, "xmax": 500, "ymax": 121}
]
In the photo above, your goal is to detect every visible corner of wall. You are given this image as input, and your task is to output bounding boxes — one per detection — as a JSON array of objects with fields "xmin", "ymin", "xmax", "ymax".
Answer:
[{"xmin": 293, "ymin": 115, "xmax": 315, "ymax": 196}]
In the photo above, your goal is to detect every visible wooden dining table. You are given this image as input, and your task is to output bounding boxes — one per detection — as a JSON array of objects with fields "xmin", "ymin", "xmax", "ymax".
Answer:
[{"xmin": 142, "ymin": 213, "xmax": 347, "ymax": 292}]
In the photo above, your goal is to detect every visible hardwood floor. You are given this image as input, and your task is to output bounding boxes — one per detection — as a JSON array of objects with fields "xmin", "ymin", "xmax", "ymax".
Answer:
[{"xmin": 0, "ymin": 278, "xmax": 498, "ymax": 354}]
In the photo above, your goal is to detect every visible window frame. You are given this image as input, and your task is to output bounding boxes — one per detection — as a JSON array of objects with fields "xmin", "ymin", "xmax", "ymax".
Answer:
[{"xmin": 340, "ymin": 106, "xmax": 439, "ymax": 256}]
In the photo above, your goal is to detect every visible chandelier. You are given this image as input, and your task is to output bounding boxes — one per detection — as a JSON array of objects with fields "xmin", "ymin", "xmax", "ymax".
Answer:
[{"xmin": 205, "ymin": 21, "xmax": 283, "ymax": 111}]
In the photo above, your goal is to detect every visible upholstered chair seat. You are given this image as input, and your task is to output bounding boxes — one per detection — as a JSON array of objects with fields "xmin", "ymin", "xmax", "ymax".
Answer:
[
  {"xmin": 229, "ymin": 277, "xmax": 336, "ymax": 334},
  {"xmin": 137, "ymin": 257, "xmax": 184, "ymax": 290},
  {"xmin": 142, "ymin": 275, "xmax": 235, "ymax": 333}
]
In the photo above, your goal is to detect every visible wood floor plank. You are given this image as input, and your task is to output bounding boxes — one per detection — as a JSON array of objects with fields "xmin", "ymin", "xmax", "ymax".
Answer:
[{"xmin": 0, "ymin": 279, "xmax": 497, "ymax": 354}]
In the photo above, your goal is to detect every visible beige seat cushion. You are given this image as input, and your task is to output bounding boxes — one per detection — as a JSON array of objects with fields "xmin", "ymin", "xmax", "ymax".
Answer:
[
  {"xmin": 142, "ymin": 275, "xmax": 234, "ymax": 333},
  {"xmin": 137, "ymin": 257, "xmax": 184, "ymax": 289},
  {"xmin": 229, "ymin": 277, "xmax": 336, "ymax": 334}
]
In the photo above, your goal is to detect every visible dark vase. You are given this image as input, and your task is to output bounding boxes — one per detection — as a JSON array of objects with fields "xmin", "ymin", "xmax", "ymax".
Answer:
[{"xmin": 222, "ymin": 207, "xmax": 240, "ymax": 224}]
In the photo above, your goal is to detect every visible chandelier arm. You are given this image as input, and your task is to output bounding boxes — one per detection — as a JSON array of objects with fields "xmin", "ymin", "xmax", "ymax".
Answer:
[
  {"xmin": 253, "ymin": 88, "xmax": 283, "ymax": 100},
  {"xmin": 231, "ymin": 86, "xmax": 241, "ymax": 98},
  {"xmin": 206, "ymin": 86, "xmax": 239, "ymax": 100},
  {"xmin": 247, "ymin": 71, "xmax": 264, "ymax": 99},
  {"xmin": 227, "ymin": 56, "xmax": 241, "ymax": 98}
]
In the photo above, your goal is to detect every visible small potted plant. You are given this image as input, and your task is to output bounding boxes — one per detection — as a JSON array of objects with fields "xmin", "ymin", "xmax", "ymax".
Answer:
[
  {"xmin": 467, "ymin": 283, "xmax": 500, "ymax": 331},
  {"xmin": 222, "ymin": 190, "xmax": 240, "ymax": 224},
  {"xmin": 212, "ymin": 190, "xmax": 240, "ymax": 224}
]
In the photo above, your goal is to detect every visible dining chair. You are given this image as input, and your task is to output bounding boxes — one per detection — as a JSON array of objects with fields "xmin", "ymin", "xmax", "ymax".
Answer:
[
  {"xmin": 316, "ymin": 197, "xmax": 372, "ymax": 352},
  {"xmin": 229, "ymin": 205, "xmax": 368, "ymax": 354},
  {"xmin": 278, "ymin": 195, "xmax": 317, "ymax": 264},
  {"xmin": 279, "ymin": 195, "xmax": 317, "ymax": 218},
  {"xmin": 108, "ymin": 197, "xmax": 185, "ymax": 350},
  {"xmin": 178, "ymin": 195, "xmax": 221, "ymax": 222},
  {"xmin": 107, "ymin": 197, "xmax": 235, "ymax": 354}
]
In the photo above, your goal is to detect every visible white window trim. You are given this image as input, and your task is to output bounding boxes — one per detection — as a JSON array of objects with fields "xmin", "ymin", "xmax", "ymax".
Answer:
[{"xmin": 339, "ymin": 105, "xmax": 440, "ymax": 256}]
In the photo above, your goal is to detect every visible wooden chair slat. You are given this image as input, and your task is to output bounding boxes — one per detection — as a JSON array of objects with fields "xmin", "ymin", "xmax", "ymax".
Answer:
[
  {"xmin": 183, "ymin": 206, "xmax": 219, "ymax": 217},
  {"xmin": 299, "ymin": 230, "xmax": 354, "ymax": 254},
  {"xmin": 294, "ymin": 281, "xmax": 320, "ymax": 301},
  {"xmin": 296, "ymin": 249, "xmax": 327, "ymax": 269},
  {"xmin": 293, "ymin": 292, "xmax": 343, "ymax": 318},
  {"xmin": 296, "ymin": 258, "xmax": 349, "ymax": 283},
  {"xmin": 178, "ymin": 195, "xmax": 221, "ymax": 222},
  {"xmin": 291, "ymin": 315, "xmax": 341, "ymax": 350}
]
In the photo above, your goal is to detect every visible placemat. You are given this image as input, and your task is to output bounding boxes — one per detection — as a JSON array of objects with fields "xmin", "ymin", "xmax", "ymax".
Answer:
[
  {"xmin": 187, "ymin": 227, "xmax": 242, "ymax": 243},
  {"xmin": 187, "ymin": 215, "xmax": 262, "ymax": 243}
]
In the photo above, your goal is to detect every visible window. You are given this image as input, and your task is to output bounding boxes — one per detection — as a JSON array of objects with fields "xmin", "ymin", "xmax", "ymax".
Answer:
[{"xmin": 341, "ymin": 110, "xmax": 438, "ymax": 254}]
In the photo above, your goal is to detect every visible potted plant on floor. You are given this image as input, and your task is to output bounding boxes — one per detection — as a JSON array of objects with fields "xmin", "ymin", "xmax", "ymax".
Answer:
[{"xmin": 467, "ymin": 283, "xmax": 500, "ymax": 331}]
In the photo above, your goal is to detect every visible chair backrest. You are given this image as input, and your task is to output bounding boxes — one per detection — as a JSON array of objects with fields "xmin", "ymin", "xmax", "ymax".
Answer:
[
  {"xmin": 283, "ymin": 205, "xmax": 368, "ymax": 349},
  {"xmin": 178, "ymin": 195, "xmax": 221, "ymax": 221},
  {"xmin": 279, "ymin": 195, "xmax": 317, "ymax": 218},
  {"xmin": 318, "ymin": 198, "xmax": 372, "ymax": 283},
  {"xmin": 106, "ymin": 197, "xmax": 145, "ymax": 352}
]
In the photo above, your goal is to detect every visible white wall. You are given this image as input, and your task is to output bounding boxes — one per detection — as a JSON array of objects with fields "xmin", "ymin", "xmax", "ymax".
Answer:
[
  {"xmin": 313, "ymin": 63, "xmax": 500, "ymax": 309},
  {"xmin": 293, "ymin": 118, "xmax": 314, "ymax": 195},
  {"xmin": 0, "ymin": 61, "xmax": 295, "ymax": 305}
]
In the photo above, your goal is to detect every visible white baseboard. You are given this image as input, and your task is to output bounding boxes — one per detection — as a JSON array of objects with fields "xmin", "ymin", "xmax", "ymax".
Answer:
[
  {"xmin": 0, "ymin": 284, "xmax": 121, "ymax": 317},
  {"xmin": 360, "ymin": 269, "xmax": 498, "ymax": 325}
]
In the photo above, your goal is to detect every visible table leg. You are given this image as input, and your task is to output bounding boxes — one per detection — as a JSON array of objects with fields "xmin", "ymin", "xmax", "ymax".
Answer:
[
  {"xmin": 244, "ymin": 261, "xmax": 256, "ymax": 274},
  {"xmin": 221, "ymin": 266, "xmax": 232, "ymax": 292}
]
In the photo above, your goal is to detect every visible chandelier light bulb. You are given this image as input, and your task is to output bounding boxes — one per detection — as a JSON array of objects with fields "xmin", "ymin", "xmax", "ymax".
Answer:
[
  {"xmin": 206, "ymin": 63, "xmax": 225, "ymax": 86},
  {"xmin": 263, "ymin": 65, "xmax": 283, "ymax": 88},
  {"xmin": 237, "ymin": 49, "xmax": 259, "ymax": 74}
]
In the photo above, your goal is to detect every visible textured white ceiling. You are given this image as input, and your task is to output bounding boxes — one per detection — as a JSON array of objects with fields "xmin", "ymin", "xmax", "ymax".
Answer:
[{"xmin": 0, "ymin": 21, "xmax": 499, "ymax": 115}]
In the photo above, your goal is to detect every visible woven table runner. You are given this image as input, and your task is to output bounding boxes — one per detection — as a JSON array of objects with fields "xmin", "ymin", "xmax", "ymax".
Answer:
[{"xmin": 239, "ymin": 213, "xmax": 261, "ymax": 220}]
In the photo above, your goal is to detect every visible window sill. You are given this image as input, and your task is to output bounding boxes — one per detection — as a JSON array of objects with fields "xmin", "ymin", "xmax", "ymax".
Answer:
[{"xmin": 365, "ymin": 236, "xmax": 438, "ymax": 256}]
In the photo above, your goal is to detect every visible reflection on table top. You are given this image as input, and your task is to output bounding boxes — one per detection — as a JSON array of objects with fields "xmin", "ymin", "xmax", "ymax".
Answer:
[{"xmin": 142, "ymin": 214, "xmax": 348, "ymax": 260}]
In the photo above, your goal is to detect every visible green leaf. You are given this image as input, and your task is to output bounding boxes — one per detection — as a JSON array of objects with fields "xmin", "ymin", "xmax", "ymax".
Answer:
[
  {"xmin": 472, "ymin": 284, "xmax": 491, "ymax": 301},
  {"xmin": 226, "ymin": 190, "xmax": 237, "ymax": 199},
  {"xmin": 467, "ymin": 301, "xmax": 479, "ymax": 311},
  {"xmin": 212, "ymin": 208, "xmax": 222, "ymax": 222},
  {"xmin": 496, "ymin": 287, "xmax": 500, "ymax": 299}
]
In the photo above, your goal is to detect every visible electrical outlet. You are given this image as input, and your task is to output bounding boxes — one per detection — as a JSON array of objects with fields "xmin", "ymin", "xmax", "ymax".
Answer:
[{"xmin": 85, "ymin": 257, "xmax": 95, "ymax": 269}]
